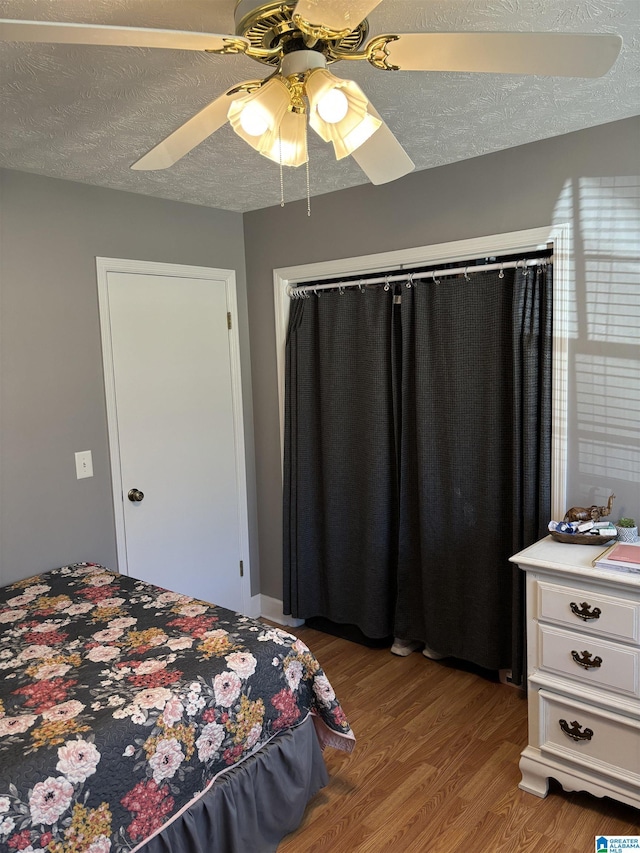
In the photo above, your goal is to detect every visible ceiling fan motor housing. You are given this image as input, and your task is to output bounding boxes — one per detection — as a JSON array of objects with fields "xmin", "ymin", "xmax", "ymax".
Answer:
[
  {"xmin": 280, "ymin": 49, "xmax": 326, "ymax": 76},
  {"xmin": 234, "ymin": 0, "xmax": 369, "ymax": 65}
]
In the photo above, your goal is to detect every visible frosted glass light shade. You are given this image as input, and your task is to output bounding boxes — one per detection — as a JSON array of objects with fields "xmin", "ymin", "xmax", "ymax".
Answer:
[
  {"xmin": 305, "ymin": 69, "xmax": 381, "ymax": 158},
  {"xmin": 262, "ymin": 109, "xmax": 308, "ymax": 167},
  {"xmin": 331, "ymin": 112, "xmax": 381, "ymax": 160},
  {"xmin": 228, "ymin": 77, "xmax": 291, "ymax": 154}
]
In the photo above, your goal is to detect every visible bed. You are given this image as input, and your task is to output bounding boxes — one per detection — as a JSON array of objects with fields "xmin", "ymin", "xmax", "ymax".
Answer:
[{"xmin": 0, "ymin": 563, "xmax": 354, "ymax": 853}]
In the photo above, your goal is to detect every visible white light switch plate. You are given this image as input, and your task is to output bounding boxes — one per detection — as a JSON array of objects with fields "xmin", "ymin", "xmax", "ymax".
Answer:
[{"xmin": 75, "ymin": 450, "xmax": 93, "ymax": 479}]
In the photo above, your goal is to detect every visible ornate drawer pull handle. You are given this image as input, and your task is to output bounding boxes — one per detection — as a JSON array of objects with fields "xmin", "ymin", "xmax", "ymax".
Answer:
[
  {"xmin": 559, "ymin": 719, "xmax": 594, "ymax": 742},
  {"xmin": 571, "ymin": 650, "xmax": 603, "ymax": 669},
  {"xmin": 570, "ymin": 601, "xmax": 601, "ymax": 621}
]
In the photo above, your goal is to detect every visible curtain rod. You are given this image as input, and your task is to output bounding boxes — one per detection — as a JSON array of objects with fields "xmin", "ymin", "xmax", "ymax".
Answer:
[{"xmin": 287, "ymin": 256, "xmax": 551, "ymax": 298}]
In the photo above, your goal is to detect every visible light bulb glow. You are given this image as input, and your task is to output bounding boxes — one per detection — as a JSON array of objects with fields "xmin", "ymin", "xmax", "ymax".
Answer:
[
  {"xmin": 317, "ymin": 88, "xmax": 349, "ymax": 123},
  {"xmin": 239, "ymin": 102, "xmax": 270, "ymax": 136},
  {"xmin": 268, "ymin": 138, "xmax": 299, "ymax": 163},
  {"xmin": 262, "ymin": 109, "xmax": 308, "ymax": 167}
]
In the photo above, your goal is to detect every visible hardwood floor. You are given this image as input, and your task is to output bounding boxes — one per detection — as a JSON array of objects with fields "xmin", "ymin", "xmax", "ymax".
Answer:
[{"xmin": 277, "ymin": 625, "xmax": 639, "ymax": 853}]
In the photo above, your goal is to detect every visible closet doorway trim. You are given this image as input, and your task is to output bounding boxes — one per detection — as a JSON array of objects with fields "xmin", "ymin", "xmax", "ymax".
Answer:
[{"xmin": 273, "ymin": 223, "xmax": 570, "ymax": 519}]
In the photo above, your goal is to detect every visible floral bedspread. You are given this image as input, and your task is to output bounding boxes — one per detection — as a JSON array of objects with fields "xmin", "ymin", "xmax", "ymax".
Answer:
[{"xmin": 0, "ymin": 564, "xmax": 354, "ymax": 853}]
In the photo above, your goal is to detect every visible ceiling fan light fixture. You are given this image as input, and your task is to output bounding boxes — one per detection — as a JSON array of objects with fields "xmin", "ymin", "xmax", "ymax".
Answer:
[
  {"xmin": 262, "ymin": 107, "xmax": 308, "ymax": 167},
  {"xmin": 227, "ymin": 76, "xmax": 291, "ymax": 153},
  {"xmin": 305, "ymin": 68, "xmax": 381, "ymax": 157}
]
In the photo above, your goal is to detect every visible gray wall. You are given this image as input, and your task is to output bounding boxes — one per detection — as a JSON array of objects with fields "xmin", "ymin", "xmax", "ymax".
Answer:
[
  {"xmin": 0, "ymin": 171, "xmax": 259, "ymax": 591},
  {"xmin": 1, "ymin": 118, "xmax": 638, "ymax": 600},
  {"xmin": 244, "ymin": 116, "xmax": 640, "ymax": 600}
]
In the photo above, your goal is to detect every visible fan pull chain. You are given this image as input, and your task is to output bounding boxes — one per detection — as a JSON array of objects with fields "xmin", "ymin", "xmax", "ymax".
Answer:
[
  {"xmin": 279, "ymin": 131, "xmax": 285, "ymax": 208},
  {"xmin": 306, "ymin": 155, "xmax": 311, "ymax": 217}
]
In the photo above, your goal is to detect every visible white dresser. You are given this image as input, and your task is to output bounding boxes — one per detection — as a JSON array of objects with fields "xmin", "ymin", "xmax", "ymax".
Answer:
[{"xmin": 510, "ymin": 536, "xmax": 640, "ymax": 809}]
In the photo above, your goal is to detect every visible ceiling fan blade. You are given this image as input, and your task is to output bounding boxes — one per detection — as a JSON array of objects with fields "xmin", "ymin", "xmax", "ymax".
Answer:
[
  {"xmin": 131, "ymin": 87, "xmax": 253, "ymax": 170},
  {"xmin": 0, "ymin": 19, "xmax": 248, "ymax": 53},
  {"xmin": 351, "ymin": 107, "xmax": 414, "ymax": 185},
  {"xmin": 370, "ymin": 32, "xmax": 622, "ymax": 77},
  {"xmin": 293, "ymin": 0, "xmax": 383, "ymax": 36}
]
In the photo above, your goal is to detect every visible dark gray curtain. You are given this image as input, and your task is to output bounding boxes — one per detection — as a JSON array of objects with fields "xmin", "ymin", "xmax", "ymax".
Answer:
[
  {"xmin": 284, "ymin": 264, "xmax": 552, "ymax": 676},
  {"xmin": 393, "ymin": 266, "xmax": 552, "ymax": 679},
  {"xmin": 511, "ymin": 264, "xmax": 553, "ymax": 680},
  {"xmin": 283, "ymin": 288, "xmax": 399, "ymax": 638}
]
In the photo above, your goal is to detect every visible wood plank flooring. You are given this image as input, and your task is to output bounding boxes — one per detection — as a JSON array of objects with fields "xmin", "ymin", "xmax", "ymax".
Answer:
[{"xmin": 277, "ymin": 625, "xmax": 639, "ymax": 853}]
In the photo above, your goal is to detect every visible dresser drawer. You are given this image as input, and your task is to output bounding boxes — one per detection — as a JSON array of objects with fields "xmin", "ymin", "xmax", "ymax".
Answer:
[
  {"xmin": 539, "ymin": 690, "xmax": 640, "ymax": 783},
  {"xmin": 538, "ymin": 624, "xmax": 640, "ymax": 698},
  {"xmin": 538, "ymin": 580, "xmax": 640, "ymax": 644}
]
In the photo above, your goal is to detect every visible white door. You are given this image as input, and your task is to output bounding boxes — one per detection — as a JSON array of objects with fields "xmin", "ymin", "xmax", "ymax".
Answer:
[{"xmin": 97, "ymin": 259, "xmax": 250, "ymax": 614}]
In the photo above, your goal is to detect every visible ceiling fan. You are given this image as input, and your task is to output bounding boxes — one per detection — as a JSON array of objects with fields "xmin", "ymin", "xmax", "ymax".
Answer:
[{"xmin": 0, "ymin": 1, "xmax": 623, "ymax": 186}]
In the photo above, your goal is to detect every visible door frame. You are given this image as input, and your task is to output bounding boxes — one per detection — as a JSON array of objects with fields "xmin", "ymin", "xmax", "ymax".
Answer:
[
  {"xmin": 96, "ymin": 257, "xmax": 252, "ymax": 612},
  {"xmin": 273, "ymin": 224, "xmax": 570, "ymax": 519}
]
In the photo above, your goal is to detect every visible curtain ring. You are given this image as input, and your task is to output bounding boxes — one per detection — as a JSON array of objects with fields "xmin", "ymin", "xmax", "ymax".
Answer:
[
  {"xmin": 339, "ymin": 285, "xmax": 345, "ymax": 295},
  {"xmin": 406, "ymin": 272, "xmax": 414, "ymax": 289},
  {"xmin": 432, "ymin": 271, "xmax": 440, "ymax": 285},
  {"xmin": 499, "ymin": 263, "xmax": 505, "ymax": 279},
  {"xmin": 383, "ymin": 276, "xmax": 391, "ymax": 292},
  {"xmin": 464, "ymin": 267, "xmax": 470, "ymax": 281}
]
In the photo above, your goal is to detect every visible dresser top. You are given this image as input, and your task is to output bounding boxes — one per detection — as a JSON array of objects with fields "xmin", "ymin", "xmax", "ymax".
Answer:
[{"xmin": 510, "ymin": 535, "xmax": 640, "ymax": 590}]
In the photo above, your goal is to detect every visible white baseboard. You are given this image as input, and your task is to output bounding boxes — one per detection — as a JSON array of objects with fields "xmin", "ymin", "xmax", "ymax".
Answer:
[
  {"xmin": 246, "ymin": 594, "xmax": 262, "ymax": 619},
  {"xmin": 257, "ymin": 594, "xmax": 305, "ymax": 627}
]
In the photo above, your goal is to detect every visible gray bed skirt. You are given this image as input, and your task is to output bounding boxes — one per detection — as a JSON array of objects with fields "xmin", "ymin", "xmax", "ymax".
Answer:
[{"xmin": 138, "ymin": 715, "xmax": 329, "ymax": 853}]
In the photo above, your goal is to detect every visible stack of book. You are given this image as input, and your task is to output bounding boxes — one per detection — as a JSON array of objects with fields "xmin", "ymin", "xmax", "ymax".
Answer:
[{"xmin": 593, "ymin": 541, "xmax": 640, "ymax": 575}]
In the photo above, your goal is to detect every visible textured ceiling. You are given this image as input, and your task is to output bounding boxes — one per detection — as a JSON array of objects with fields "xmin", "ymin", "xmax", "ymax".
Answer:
[{"xmin": 0, "ymin": 1, "xmax": 638, "ymax": 213}]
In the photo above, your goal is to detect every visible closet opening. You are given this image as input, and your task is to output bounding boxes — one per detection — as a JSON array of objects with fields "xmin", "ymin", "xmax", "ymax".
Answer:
[{"xmin": 274, "ymin": 225, "xmax": 570, "ymax": 684}]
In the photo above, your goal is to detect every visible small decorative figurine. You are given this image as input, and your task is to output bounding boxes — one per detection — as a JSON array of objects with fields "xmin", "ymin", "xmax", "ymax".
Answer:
[{"xmin": 563, "ymin": 493, "xmax": 615, "ymax": 524}]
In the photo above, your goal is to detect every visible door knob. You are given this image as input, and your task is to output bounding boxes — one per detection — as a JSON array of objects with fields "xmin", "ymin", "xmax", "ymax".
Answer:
[{"xmin": 128, "ymin": 488, "xmax": 144, "ymax": 502}]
